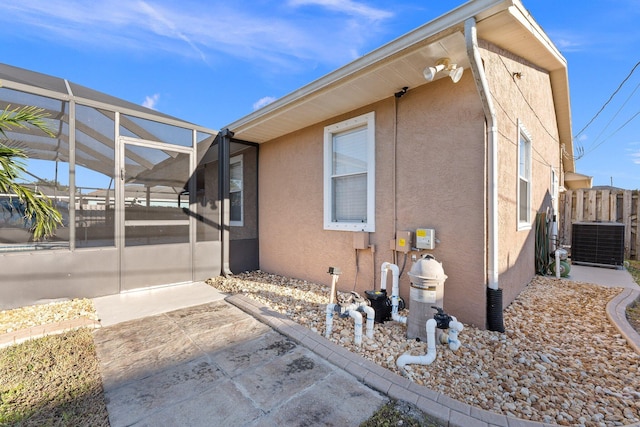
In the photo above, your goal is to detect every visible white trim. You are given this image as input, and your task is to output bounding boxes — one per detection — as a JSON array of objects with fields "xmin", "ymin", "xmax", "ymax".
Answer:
[
  {"xmin": 119, "ymin": 136, "xmax": 192, "ymax": 153},
  {"xmin": 323, "ymin": 112, "xmax": 375, "ymax": 232},
  {"xmin": 517, "ymin": 120, "xmax": 532, "ymax": 230}
]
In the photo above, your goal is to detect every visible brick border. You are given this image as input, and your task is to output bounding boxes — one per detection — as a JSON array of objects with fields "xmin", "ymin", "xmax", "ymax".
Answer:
[
  {"xmin": 0, "ymin": 317, "xmax": 101, "ymax": 348},
  {"xmin": 606, "ymin": 287, "xmax": 640, "ymax": 354}
]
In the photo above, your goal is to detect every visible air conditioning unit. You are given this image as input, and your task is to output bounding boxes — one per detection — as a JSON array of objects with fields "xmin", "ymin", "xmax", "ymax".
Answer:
[{"xmin": 571, "ymin": 222, "xmax": 625, "ymax": 268}]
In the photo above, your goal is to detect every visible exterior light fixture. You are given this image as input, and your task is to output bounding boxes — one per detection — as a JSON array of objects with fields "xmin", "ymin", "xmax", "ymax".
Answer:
[{"xmin": 423, "ymin": 58, "xmax": 464, "ymax": 83}]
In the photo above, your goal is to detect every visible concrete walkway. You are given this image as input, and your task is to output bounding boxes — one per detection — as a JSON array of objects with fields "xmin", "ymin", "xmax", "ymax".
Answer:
[
  {"xmin": 92, "ymin": 283, "xmax": 387, "ymax": 427},
  {"xmin": 88, "ymin": 265, "xmax": 640, "ymax": 427}
]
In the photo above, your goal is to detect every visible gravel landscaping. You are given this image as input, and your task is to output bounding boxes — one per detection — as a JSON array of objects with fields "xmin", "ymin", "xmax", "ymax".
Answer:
[
  {"xmin": 0, "ymin": 299, "xmax": 98, "ymax": 334},
  {"xmin": 208, "ymin": 272, "xmax": 640, "ymax": 427}
]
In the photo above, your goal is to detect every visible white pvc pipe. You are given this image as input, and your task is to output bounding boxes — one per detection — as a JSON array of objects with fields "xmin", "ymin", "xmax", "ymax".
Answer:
[
  {"xmin": 465, "ymin": 18, "xmax": 499, "ymax": 291},
  {"xmin": 349, "ymin": 309, "xmax": 363, "ymax": 346},
  {"xmin": 361, "ymin": 305, "xmax": 375, "ymax": 339},
  {"xmin": 447, "ymin": 316, "xmax": 464, "ymax": 351},
  {"xmin": 380, "ymin": 262, "xmax": 407, "ymax": 324},
  {"xmin": 326, "ymin": 302, "xmax": 374, "ymax": 345},
  {"xmin": 397, "ymin": 319, "xmax": 437, "ymax": 369},
  {"xmin": 550, "ymin": 219, "xmax": 558, "ymax": 253},
  {"xmin": 555, "ymin": 249, "xmax": 561, "ymax": 279},
  {"xmin": 325, "ymin": 303, "xmax": 337, "ymax": 338}
]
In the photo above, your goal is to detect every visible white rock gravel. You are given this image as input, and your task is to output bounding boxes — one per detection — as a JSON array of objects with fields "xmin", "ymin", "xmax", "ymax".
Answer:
[
  {"xmin": 0, "ymin": 298, "xmax": 98, "ymax": 334},
  {"xmin": 208, "ymin": 272, "xmax": 640, "ymax": 427}
]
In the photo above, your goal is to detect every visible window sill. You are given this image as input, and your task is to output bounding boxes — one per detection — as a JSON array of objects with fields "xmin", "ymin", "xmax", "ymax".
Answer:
[{"xmin": 324, "ymin": 223, "xmax": 374, "ymax": 233}]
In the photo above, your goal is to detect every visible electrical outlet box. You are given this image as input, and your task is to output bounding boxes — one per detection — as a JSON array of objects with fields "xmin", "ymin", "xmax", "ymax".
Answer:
[
  {"xmin": 395, "ymin": 230, "xmax": 412, "ymax": 253},
  {"xmin": 353, "ymin": 232, "xmax": 369, "ymax": 250},
  {"xmin": 416, "ymin": 228, "xmax": 436, "ymax": 250}
]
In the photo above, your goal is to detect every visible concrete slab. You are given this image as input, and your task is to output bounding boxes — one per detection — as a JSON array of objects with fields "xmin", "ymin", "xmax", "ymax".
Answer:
[
  {"xmin": 103, "ymin": 355, "xmax": 225, "ymax": 427},
  {"xmin": 93, "ymin": 281, "xmax": 225, "ymax": 327},
  {"xmin": 93, "ymin": 299, "xmax": 388, "ymax": 427},
  {"xmin": 252, "ymin": 369, "xmax": 388, "ymax": 427},
  {"xmin": 132, "ymin": 377, "xmax": 264, "ymax": 427},
  {"xmin": 566, "ymin": 264, "xmax": 638, "ymax": 289}
]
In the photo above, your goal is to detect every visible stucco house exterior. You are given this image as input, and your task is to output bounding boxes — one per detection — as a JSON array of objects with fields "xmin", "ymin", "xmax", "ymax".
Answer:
[
  {"xmin": 1, "ymin": 0, "xmax": 582, "ymax": 330},
  {"xmin": 223, "ymin": 0, "xmax": 577, "ymax": 328}
]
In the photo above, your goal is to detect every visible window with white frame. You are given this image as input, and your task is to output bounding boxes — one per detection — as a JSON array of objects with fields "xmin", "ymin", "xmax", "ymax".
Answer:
[
  {"xmin": 324, "ymin": 112, "xmax": 375, "ymax": 232},
  {"xmin": 230, "ymin": 155, "xmax": 243, "ymax": 226},
  {"xmin": 518, "ymin": 122, "xmax": 532, "ymax": 229}
]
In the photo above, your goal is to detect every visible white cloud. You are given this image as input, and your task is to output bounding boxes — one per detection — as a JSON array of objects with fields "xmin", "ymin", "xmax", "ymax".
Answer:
[
  {"xmin": 142, "ymin": 93, "xmax": 160, "ymax": 110},
  {"xmin": 137, "ymin": 1, "xmax": 208, "ymax": 63},
  {"xmin": 546, "ymin": 30, "xmax": 586, "ymax": 52},
  {"xmin": 628, "ymin": 144, "xmax": 640, "ymax": 165},
  {"xmin": 0, "ymin": 0, "xmax": 394, "ymax": 71},
  {"xmin": 288, "ymin": 0, "xmax": 393, "ymax": 21},
  {"xmin": 253, "ymin": 96, "xmax": 277, "ymax": 110}
]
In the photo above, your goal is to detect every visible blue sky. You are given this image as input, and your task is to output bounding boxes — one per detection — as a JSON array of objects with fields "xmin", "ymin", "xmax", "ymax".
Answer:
[{"xmin": 1, "ymin": 0, "xmax": 639, "ymax": 189}]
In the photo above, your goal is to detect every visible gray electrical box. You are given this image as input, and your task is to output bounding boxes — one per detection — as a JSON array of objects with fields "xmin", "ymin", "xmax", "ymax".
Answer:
[
  {"xmin": 415, "ymin": 228, "xmax": 435, "ymax": 250},
  {"xmin": 395, "ymin": 231, "xmax": 412, "ymax": 253}
]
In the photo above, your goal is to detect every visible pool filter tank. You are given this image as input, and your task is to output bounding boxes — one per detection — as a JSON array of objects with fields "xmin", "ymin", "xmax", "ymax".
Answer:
[{"xmin": 407, "ymin": 254, "xmax": 447, "ymax": 341}]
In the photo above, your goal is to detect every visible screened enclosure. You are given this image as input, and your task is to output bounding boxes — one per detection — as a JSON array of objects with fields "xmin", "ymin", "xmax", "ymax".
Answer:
[{"xmin": 0, "ymin": 63, "xmax": 257, "ymax": 309}]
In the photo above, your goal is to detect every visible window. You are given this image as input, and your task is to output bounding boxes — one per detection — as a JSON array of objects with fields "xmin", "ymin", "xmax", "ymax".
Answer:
[
  {"xmin": 230, "ymin": 155, "xmax": 243, "ymax": 226},
  {"xmin": 517, "ymin": 122, "xmax": 532, "ymax": 229},
  {"xmin": 324, "ymin": 112, "xmax": 375, "ymax": 232}
]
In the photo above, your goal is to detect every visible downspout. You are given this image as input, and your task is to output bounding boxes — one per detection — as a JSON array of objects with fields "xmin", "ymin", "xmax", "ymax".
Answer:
[
  {"xmin": 465, "ymin": 18, "xmax": 504, "ymax": 332},
  {"xmin": 219, "ymin": 128, "xmax": 234, "ymax": 277}
]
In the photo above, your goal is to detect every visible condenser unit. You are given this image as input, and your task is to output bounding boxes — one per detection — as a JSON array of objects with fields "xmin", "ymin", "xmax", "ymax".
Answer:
[{"xmin": 571, "ymin": 222, "xmax": 625, "ymax": 268}]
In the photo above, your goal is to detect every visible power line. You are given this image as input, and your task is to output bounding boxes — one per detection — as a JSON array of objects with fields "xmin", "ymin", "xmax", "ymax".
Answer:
[
  {"xmin": 583, "ymin": 81, "xmax": 640, "ymax": 154},
  {"xmin": 574, "ymin": 60, "xmax": 640, "ymax": 139},
  {"xmin": 582, "ymin": 110, "xmax": 640, "ymax": 156}
]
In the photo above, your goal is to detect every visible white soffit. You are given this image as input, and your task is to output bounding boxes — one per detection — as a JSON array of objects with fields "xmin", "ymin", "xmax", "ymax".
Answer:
[{"xmin": 228, "ymin": 31, "xmax": 472, "ymax": 143}]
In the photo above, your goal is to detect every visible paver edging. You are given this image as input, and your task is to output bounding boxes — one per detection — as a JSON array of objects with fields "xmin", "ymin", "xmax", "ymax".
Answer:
[
  {"xmin": 605, "ymin": 287, "xmax": 640, "ymax": 354},
  {"xmin": 0, "ymin": 317, "xmax": 101, "ymax": 348}
]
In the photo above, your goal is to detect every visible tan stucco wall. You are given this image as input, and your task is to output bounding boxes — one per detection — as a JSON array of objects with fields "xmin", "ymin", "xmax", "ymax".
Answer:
[
  {"xmin": 480, "ymin": 41, "xmax": 561, "ymax": 307},
  {"xmin": 257, "ymin": 42, "xmax": 562, "ymax": 328}
]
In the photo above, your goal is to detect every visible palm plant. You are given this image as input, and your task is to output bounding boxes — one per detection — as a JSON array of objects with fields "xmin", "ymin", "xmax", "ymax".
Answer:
[{"xmin": 0, "ymin": 105, "xmax": 63, "ymax": 240}]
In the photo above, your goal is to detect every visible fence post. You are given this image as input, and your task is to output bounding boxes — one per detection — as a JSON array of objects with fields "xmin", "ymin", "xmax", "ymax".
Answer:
[
  {"xmin": 601, "ymin": 189, "xmax": 610, "ymax": 220},
  {"xmin": 623, "ymin": 190, "xmax": 632, "ymax": 259},
  {"xmin": 575, "ymin": 189, "xmax": 584, "ymax": 222},
  {"xmin": 634, "ymin": 190, "xmax": 639, "ymax": 260}
]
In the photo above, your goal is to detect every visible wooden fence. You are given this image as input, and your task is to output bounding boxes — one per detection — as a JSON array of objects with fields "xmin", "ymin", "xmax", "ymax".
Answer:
[{"xmin": 559, "ymin": 189, "xmax": 639, "ymax": 260}]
